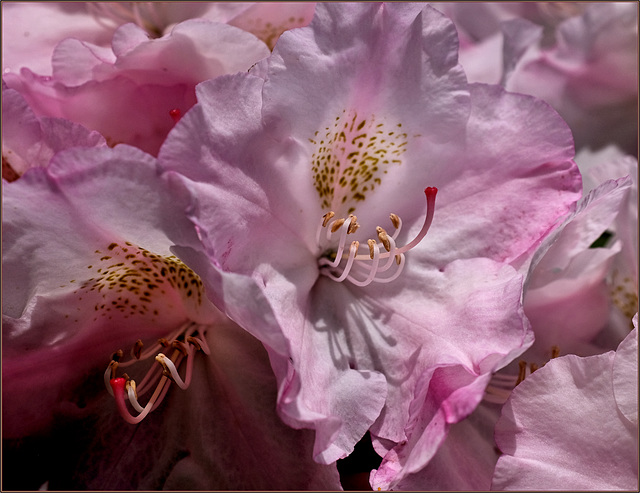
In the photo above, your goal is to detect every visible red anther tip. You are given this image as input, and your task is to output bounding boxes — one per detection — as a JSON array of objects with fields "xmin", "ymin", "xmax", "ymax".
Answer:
[
  {"xmin": 110, "ymin": 377, "xmax": 126, "ymax": 393},
  {"xmin": 169, "ymin": 108, "xmax": 181, "ymax": 123}
]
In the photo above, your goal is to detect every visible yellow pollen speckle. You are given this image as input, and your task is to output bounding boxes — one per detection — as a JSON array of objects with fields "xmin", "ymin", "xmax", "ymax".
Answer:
[
  {"xmin": 310, "ymin": 110, "xmax": 408, "ymax": 214},
  {"xmin": 235, "ymin": 16, "xmax": 307, "ymax": 50},
  {"xmin": 610, "ymin": 269, "xmax": 639, "ymax": 325},
  {"xmin": 71, "ymin": 242, "xmax": 205, "ymax": 323}
]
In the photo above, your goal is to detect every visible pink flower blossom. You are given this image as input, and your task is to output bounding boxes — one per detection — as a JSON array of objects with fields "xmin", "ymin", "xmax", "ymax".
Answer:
[
  {"xmin": 2, "ymin": 145, "xmax": 340, "ymax": 490},
  {"xmin": 521, "ymin": 174, "xmax": 633, "ymax": 355},
  {"xmin": 437, "ymin": 2, "xmax": 639, "ymax": 155},
  {"xmin": 492, "ymin": 316, "xmax": 638, "ymax": 491},
  {"xmin": 158, "ymin": 3, "xmax": 582, "ymax": 489},
  {"xmin": 395, "ymin": 152, "xmax": 636, "ymax": 491},
  {"xmin": 408, "ymin": 147, "xmax": 636, "ymax": 490},
  {"xmin": 3, "ymin": 17, "xmax": 270, "ymax": 155},
  {"xmin": 578, "ymin": 149, "xmax": 639, "ymax": 332},
  {"xmin": 1, "ymin": 2, "xmax": 314, "ymax": 75}
]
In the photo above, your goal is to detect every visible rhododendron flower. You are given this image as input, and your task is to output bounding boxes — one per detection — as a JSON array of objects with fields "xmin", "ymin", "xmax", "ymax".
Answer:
[
  {"xmin": 392, "ymin": 155, "xmax": 637, "ymax": 491},
  {"xmin": 437, "ymin": 2, "xmax": 639, "ymax": 155},
  {"xmin": 521, "ymin": 175, "xmax": 633, "ymax": 355},
  {"xmin": 3, "ymin": 16, "xmax": 270, "ymax": 155},
  {"xmin": 83, "ymin": 2, "xmax": 316, "ymax": 50},
  {"xmin": 492, "ymin": 315, "xmax": 639, "ymax": 491},
  {"xmin": 1, "ymin": 2, "xmax": 314, "ymax": 76},
  {"xmin": 580, "ymin": 150, "xmax": 639, "ymax": 333},
  {"xmin": 1, "ymin": 83, "xmax": 105, "ymax": 181},
  {"xmin": 157, "ymin": 2, "xmax": 582, "ymax": 488},
  {"xmin": 504, "ymin": 3, "xmax": 639, "ymax": 155},
  {"xmin": 2, "ymin": 145, "xmax": 340, "ymax": 490}
]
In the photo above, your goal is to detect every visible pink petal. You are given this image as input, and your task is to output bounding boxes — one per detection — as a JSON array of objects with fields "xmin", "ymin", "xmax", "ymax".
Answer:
[
  {"xmin": 416, "ymin": 83, "xmax": 581, "ymax": 269},
  {"xmin": 2, "ymin": 145, "xmax": 215, "ymax": 437},
  {"xmin": 158, "ymin": 4, "xmax": 582, "ymax": 476},
  {"xmin": 523, "ymin": 176, "xmax": 633, "ymax": 351},
  {"xmin": 4, "ymin": 18, "xmax": 270, "ymax": 156},
  {"xmin": 492, "ymin": 339, "xmax": 639, "ymax": 490},
  {"xmin": 1, "ymin": 2, "xmax": 115, "ymax": 76},
  {"xmin": 227, "ymin": 2, "xmax": 317, "ymax": 49},
  {"xmin": 373, "ymin": 400, "xmax": 501, "ymax": 491},
  {"xmin": 1, "ymin": 85, "xmax": 105, "ymax": 177},
  {"xmin": 613, "ymin": 317, "xmax": 638, "ymax": 426}
]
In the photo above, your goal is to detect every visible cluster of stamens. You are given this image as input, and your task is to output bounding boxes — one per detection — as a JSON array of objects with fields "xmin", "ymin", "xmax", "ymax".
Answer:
[
  {"xmin": 104, "ymin": 321, "xmax": 210, "ymax": 424},
  {"xmin": 316, "ymin": 187, "xmax": 437, "ymax": 286},
  {"xmin": 484, "ymin": 345, "xmax": 560, "ymax": 405}
]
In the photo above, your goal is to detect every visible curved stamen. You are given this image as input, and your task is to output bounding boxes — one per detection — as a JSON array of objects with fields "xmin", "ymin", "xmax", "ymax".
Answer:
[
  {"xmin": 389, "ymin": 213, "xmax": 402, "ymax": 240},
  {"xmin": 323, "ymin": 241, "xmax": 360, "ymax": 282},
  {"xmin": 325, "ymin": 218, "xmax": 349, "ymax": 268},
  {"xmin": 483, "ymin": 345, "xmax": 562, "ymax": 405},
  {"xmin": 318, "ymin": 187, "xmax": 437, "ymax": 286},
  {"xmin": 348, "ymin": 234, "xmax": 398, "ymax": 282},
  {"xmin": 483, "ymin": 385, "xmax": 513, "ymax": 405},
  {"xmin": 156, "ymin": 349, "xmax": 194, "ymax": 390},
  {"xmin": 373, "ymin": 235, "xmax": 399, "ymax": 274},
  {"xmin": 118, "ymin": 323, "xmax": 192, "ymax": 368},
  {"xmin": 110, "ymin": 376, "xmax": 170, "ymax": 424},
  {"xmin": 105, "ymin": 324, "xmax": 209, "ymax": 423},
  {"xmin": 187, "ymin": 332, "xmax": 211, "ymax": 355},
  {"xmin": 318, "ymin": 215, "xmax": 358, "ymax": 269},
  {"xmin": 365, "ymin": 253, "xmax": 406, "ymax": 284},
  {"xmin": 134, "ymin": 362, "xmax": 164, "ymax": 395},
  {"xmin": 111, "ymin": 348, "xmax": 186, "ymax": 424},
  {"xmin": 345, "ymin": 241, "xmax": 381, "ymax": 287},
  {"xmin": 127, "ymin": 380, "xmax": 145, "ymax": 413}
]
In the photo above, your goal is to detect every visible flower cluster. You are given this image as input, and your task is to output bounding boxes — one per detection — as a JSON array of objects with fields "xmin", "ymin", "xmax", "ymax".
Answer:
[{"xmin": 2, "ymin": 2, "xmax": 637, "ymax": 491}]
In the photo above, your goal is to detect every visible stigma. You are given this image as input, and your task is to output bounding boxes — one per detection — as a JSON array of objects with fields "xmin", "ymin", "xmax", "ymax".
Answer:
[
  {"xmin": 316, "ymin": 187, "xmax": 437, "ymax": 286},
  {"xmin": 105, "ymin": 322, "xmax": 210, "ymax": 424}
]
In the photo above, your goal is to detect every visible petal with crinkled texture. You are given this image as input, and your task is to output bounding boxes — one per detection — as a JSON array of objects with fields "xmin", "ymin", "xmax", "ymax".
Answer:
[
  {"xmin": 227, "ymin": 2, "xmax": 316, "ymax": 50},
  {"xmin": 1, "ymin": 84, "xmax": 106, "ymax": 179},
  {"xmin": 158, "ymin": 2, "xmax": 581, "ymax": 478},
  {"xmin": 2, "ymin": 144, "xmax": 214, "ymax": 437},
  {"xmin": 373, "ymin": 401, "xmax": 502, "ymax": 491},
  {"xmin": 1, "ymin": 2, "xmax": 115, "ymax": 76},
  {"xmin": 3, "ymin": 19, "xmax": 270, "ymax": 156},
  {"xmin": 2, "ymin": 144, "xmax": 341, "ymax": 490},
  {"xmin": 523, "ymin": 176, "xmax": 632, "ymax": 351},
  {"xmin": 492, "ymin": 326, "xmax": 639, "ymax": 491},
  {"xmin": 613, "ymin": 314, "xmax": 638, "ymax": 426}
]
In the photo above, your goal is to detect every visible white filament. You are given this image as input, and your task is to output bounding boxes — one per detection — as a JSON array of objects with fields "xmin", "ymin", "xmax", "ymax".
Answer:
[{"xmin": 317, "ymin": 188, "xmax": 436, "ymax": 287}]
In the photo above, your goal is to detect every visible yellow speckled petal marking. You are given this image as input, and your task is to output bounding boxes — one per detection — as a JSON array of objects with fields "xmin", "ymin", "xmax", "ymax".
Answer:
[
  {"xmin": 252, "ymin": 16, "xmax": 307, "ymax": 50},
  {"xmin": 611, "ymin": 269, "xmax": 639, "ymax": 325},
  {"xmin": 66, "ymin": 242, "xmax": 205, "ymax": 323},
  {"xmin": 310, "ymin": 110, "xmax": 409, "ymax": 214}
]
